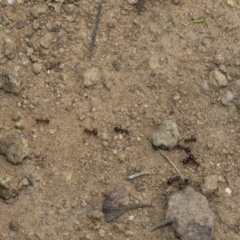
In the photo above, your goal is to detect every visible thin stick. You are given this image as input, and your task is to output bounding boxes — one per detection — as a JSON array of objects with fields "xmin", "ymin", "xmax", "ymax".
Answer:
[
  {"xmin": 147, "ymin": 137, "xmax": 184, "ymax": 181},
  {"xmin": 70, "ymin": 203, "xmax": 96, "ymax": 219},
  {"xmin": 127, "ymin": 171, "xmax": 152, "ymax": 180},
  {"xmin": 89, "ymin": 1, "xmax": 102, "ymax": 60},
  {"xmin": 150, "ymin": 218, "xmax": 172, "ymax": 232}
]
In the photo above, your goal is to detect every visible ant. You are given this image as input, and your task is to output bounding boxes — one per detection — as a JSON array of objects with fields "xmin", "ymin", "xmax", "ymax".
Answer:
[
  {"xmin": 167, "ymin": 176, "xmax": 190, "ymax": 189},
  {"xmin": 182, "ymin": 154, "xmax": 200, "ymax": 166},
  {"xmin": 167, "ymin": 176, "xmax": 180, "ymax": 185},
  {"xmin": 84, "ymin": 128, "xmax": 98, "ymax": 136},
  {"xmin": 176, "ymin": 144, "xmax": 191, "ymax": 153},
  {"xmin": 114, "ymin": 126, "xmax": 129, "ymax": 135},
  {"xmin": 184, "ymin": 137, "xmax": 197, "ymax": 143},
  {"xmin": 36, "ymin": 118, "xmax": 50, "ymax": 124}
]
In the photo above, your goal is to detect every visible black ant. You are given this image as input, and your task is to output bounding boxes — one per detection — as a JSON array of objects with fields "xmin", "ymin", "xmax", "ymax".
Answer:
[
  {"xmin": 178, "ymin": 178, "xmax": 190, "ymax": 189},
  {"xmin": 184, "ymin": 137, "xmax": 197, "ymax": 143},
  {"xmin": 84, "ymin": 128, "xmax": 98, "ymax": 136},
  {"xmin": 114, "ymin": 126, "xmax": 129, "ymax": 135},
  {"xmin": 167, "ymin": 176, "xmax": 190, "ymax": 189},
  {"xmin": 182, "ymin": 154, "xmax": 199, "ymax": 166},
  {"xmin": 36, "ymin": 118, "xmax": 50, "ymax": 124},
  {"xmin": 176, "ymin": 144, "xmax": 191, "ymax": 153},
  {"xmin": 167, "ymin": 176, "xmax": 180, "ymax": 185}
]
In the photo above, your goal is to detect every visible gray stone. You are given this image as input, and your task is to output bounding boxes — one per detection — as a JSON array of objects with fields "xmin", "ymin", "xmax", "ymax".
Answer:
[
  {"xmin": 32, "ymin": 63, "xmax": 42, "ymax": 74},
  {"xmin": 0, "ymin": 129, "xmax": 29, "ymax": 164},
  {"xmin": 209, "ymin": 69, "xmax": 228, "ymax": 87},
  {"xmin": 83, "ymin": 67, "xmax": 101, "ymax": 87},
  {"xmin": 0, "ymin": 174, "xmax": 19, "ymax": 200},
  {"xmin": 221, "ymin": 90, "xmax": 234, "ymax": 106},
  {"xmin": 151, "ymin": 120, "xmax": 180, "ymax": 149},
  {"xmin": 166, "ymin": 187, "xmax": 215, "ymax": 240},
  {"xmin": 9, "ymin": 221, "xmax": 20, "ymax": 231},
  {"xmin": 201, "ymin": 175, "xmax": 218, "ymax": 196},
  {"xmin": 0, "ymin": 34, "xmax": 17, "ymax": 64},
  {"xmin": 40, "ymin": 33, "xmax": 55, "ymax": 49},
  {"xmin": 1, "ymin": 65, "xmax": 26, "ymax": 94}
]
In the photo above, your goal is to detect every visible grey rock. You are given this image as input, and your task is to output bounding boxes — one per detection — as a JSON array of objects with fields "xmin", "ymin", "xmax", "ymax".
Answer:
[
  {"xmin": 9, "ymin": 221, "xmax": 20, "ymax": 231},
  {"xmin": 0, "ymin": 174, "xmax": 19, "ymax": 200},
  {"xmin": 152, "ymin": 120, "xmax": 180, "ymax": 149},
  {"xmin": 40, "ymin": 33, "xmax": 55, "ymax": 49},
  {"xmin": 112, "ymin": 59, "xmax": 121, "ymax": 71},
  {"xmin": 32, "ymin": 63, "xmax": 42, "ymax": 74},
  {"xmin": 0, "ymin": 34, "xmax": 17, "ymax": 64},
  {"xmin": 0, "ymin": 129, "xmax": 29, "ymax": 164},
  {"xmin": 201, "ymin": 175, "xmax": 218, "ymax": 196},
  {"xmin": 30, "ymin": 6, "xmax": 48, "ymax": 18},
  {"xmin": 1, "ymin": 65, "xmax": 26, "ymax": 94},
  {"xmin": 83, "ymin": 67, "xmax": 101, "ymax": 87},
  {"xmin": 221, "ymin": 90, "xmax": 234, "ymax": 106},
  {"xmin": 166, "ymin": 187, "xmax": 215, "ymax": 240},
  {"xmin": 209, "ymin": 69, "xmax": 228, "ymax": 87},
  {"xmin": 1, "ymin": 15, "xmax": 9, "ymax": 26}
]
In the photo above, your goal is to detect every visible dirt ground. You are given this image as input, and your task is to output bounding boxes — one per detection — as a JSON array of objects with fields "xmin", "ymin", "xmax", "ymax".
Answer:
[{"xmin": 0, "ymin": 0, "xmax": 240, "ymax": 239}]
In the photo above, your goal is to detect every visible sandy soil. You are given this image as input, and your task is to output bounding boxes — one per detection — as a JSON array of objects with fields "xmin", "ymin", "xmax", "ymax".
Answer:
[{"xmin": 0, "ymin": 0, "xmax": 240, "ymax": 239}]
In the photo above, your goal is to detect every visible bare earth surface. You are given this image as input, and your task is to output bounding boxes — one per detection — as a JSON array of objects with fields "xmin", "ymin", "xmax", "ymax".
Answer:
[{"xmin": 0, "ymin": 0, "xmax": 240, "ymax": 239}]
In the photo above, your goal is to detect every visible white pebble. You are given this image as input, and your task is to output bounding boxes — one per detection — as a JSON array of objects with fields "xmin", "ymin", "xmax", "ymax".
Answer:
[
  {"xmin": 128, "ymin": 0, "xmax": 138, "ymax": 4},
  {"xmin": 128, "ymin": 215, "xmax": 134, "ymax": 221},
  {"xmin": 201, "ymin": 81, "xmax": 209, "ymax": 91},
  {"xmin": 221, "ymin": 90, "xmax": 234, "ymax": 105},
  {"xmin": 225, "ymin": 187, "xmax": 232, "ymax": 195}
]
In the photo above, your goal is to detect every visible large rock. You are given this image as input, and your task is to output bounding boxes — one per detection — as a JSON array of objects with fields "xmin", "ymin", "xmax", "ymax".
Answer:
[
  {"xmin": 1, "ymin": 65, "xmax": 26, "ymax": 94},
  {"xmin": 151, "ymin": 120, "xmax": 180, "ymax": 149},
  {"xmin": 0, "ymin": 34, "xmax": 17, "ymax": 64},
  {"xmin": 0, "ymin": 174, "xmax": 19, "ymax": 200},
  {"xmin": 166, "ymin": 187, "xmax": 215, "ymax": 240},
  {"xmin": 0, "ymin": 129, "xmax": 29, "ymax": 164}
]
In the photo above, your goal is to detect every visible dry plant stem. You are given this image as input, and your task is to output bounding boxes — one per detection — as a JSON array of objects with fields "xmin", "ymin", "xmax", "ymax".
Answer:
[
  {"xmin": 150, "ymin": 218, "xmax": 173, "ymax": 232},
  {"xmin": 70, "ymin": 203, "xmax": 96, "ymax": 219},
  {"xmin": 147, "ymin": 137, "xmax": 184, "ymax": 181},
  {"xmin": 127, "ymin": 171, "xmax": 152, "ymax": 180},
  {"xmin": 89, "ymin": 1, "xmax": 102, "ymax": 60}
]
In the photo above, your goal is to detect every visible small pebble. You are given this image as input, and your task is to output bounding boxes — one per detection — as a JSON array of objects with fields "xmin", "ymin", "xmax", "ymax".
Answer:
[
  {"xmin": 226, "ymin": 0, "xmax": 235, "ymax": 7},
  {"xmin": 112, "ymin": 149, "xmax": 118, "ymax": 154},
  {"xmin": 171, "ymin": 0, "xmax": 181, "ymax": 4},
  {"xmin": 128, "ymin": 215, "xmax": 134, "ymax": 221},
  {"xmin": 50, "ymin": 129, "xmax": 56, "ymax": 134},
  {"xmin": 221, "ymin": 91, "xmax": 234, "ymax": 106},
  {"xmin": 32, "ymin": 63, "xmax": 42, "ymax": 74},
  {"xmin": 9, "ymin": 221, "xmax": 20, "ymax": 231},
  {"xmin": 225, "ymin": 187, "xmax": 232, "ymax": 195},
  {"xmin": 201, "ymin": 81, "xmax": 209, "ymax": 91},
  {"xmin": 128, "ymin": 0, "xmax": 138, "ymax": 4}
]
